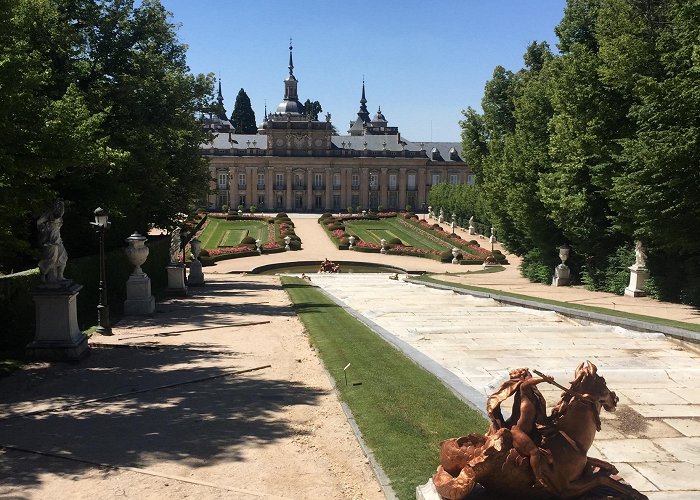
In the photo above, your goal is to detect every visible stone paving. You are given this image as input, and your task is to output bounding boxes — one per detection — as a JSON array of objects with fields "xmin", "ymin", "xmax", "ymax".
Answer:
[{"xmin": 308, "ymin": 273, "xmax": 700, "ymax": 499}]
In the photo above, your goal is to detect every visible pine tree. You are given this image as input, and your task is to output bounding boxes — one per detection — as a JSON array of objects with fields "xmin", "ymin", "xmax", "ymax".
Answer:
[{"xmin": 230, "ymin": 88, "xmax": 257, "ymax": 134}]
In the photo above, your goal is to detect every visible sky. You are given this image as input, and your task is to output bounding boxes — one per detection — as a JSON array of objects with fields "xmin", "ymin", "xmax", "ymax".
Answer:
[{"xmin": 159, "ymin": 0, "xmax": 567, "ymax": 142}]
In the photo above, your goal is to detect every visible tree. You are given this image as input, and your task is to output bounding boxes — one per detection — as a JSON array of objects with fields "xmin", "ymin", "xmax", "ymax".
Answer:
[
  {"xmin": 0, "ymin": 0, "xmax": 214, "ymax": 271},
  {"xmin": 303, "ymin": 99, "xmax": 322, "ymax": 120},
  {"xmin": 230, "ymin": 88, "xmax": 257, "ymax": 134}
]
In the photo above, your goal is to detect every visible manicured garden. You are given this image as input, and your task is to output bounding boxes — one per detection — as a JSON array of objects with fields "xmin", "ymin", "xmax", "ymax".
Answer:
[
  {"xmin": 281, "ymin": 277, "xmax": 487, "ymax": 500},
  {"xmin": 192, "ymin": 212, "xmax": 301, "ymax": 264},
  {"xmin": 319, "ymin": 212, "xmax": 504, "ymax": 264}
]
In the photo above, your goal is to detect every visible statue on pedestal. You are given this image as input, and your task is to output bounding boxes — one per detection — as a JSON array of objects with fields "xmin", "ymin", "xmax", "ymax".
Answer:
[
  {"xmin": 37, "ymin": 199, "xmax": 68, "ymax": 285},
  {"xmin": 431, "ymin": 362, "xmax": 647, "ymax": 500}
]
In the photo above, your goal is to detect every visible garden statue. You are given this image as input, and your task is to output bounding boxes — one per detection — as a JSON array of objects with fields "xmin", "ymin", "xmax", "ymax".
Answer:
[
  {"xmin": 634, "ymin": 240, "xmax": 647, "ymax": 268},
  {"xmin": 169, "ymin": 227, "xmax": 181, "ymax": 264},
  {"xmin": 432, "ymin": 362, "xmax": 647, "ymax": 500},
  {"xmin": 37, "ymin": 199, "xmax": 68, "ymax": 284}
]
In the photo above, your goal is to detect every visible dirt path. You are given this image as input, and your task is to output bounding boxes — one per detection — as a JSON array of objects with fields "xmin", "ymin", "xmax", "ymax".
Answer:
[{"xmin": 0, "ymin": 275, "xmax": 384, "ymax": 499}]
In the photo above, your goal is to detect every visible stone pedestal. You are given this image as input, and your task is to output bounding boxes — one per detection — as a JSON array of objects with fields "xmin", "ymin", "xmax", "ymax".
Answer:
[
  {"xmin": 27, "ymin": 282, "xmax": 89, "ymax": 361},
  {"xmin": 552, "ymin": 263, "xmax": 570, "ymax": 286},
  {"xmin": 124, "ymin": 273, "xmax": 155, "ymax": 315},
  {"xmin": 166, "ymin": 264, "xmax": 187, "ymax": 296},
  {"xmin": 188, "ymin": 259, "xmax": 205, "ymax": 286},
  {"xmin": 625, "ymin": 265, "xmax": 649, "ymax": 297},
  {"xmin": 468, "ymin": 226, "xmax": 475, "ymax": 235},
  {"xmin": 416, "ymin": 479, "xmax": 439, "ymax": 500}
]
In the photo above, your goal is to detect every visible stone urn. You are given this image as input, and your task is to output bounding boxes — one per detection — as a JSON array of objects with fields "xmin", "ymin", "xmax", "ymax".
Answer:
[
  {"xmin": 284, "ymin": 235, "xmax": 291, "ymax": 250},
  {"xmin": 552, "ymin": 244, "xmax": 571, "ymax": 286},
  {"xmin": 349, "ymin": 236, "xmax": 356, "ymax": 249},
  {"xmin": 255, "ymin": 239, "xmax": 262, "ymax": 254},
  {"xmin": 125, "ymin": 232, "xmax": 149, "ymax": 275},
  {"xmin": 451, "ymin": 247, "xmax": 459, "ymax": 264},
  {"xmin": 380, "ymin": 238, "xmax": 387, "ymax": 254}
]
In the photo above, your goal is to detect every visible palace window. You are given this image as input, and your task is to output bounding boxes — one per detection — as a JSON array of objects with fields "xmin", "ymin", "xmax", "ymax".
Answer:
[
  {"xmin": 257, "ymin": 173, "xmax": 265, "ymax": 188},
  {"xmin": 431, "ymin": 173, "xmax": 440, "ymax": 186},
  {"xmin": 369, "ymin": 173, "xmax": 378, "ymax": 190},
  {"xmin": 238, "ymin": 173, "xmax": 246, "ymax": 188},
  {"xmin": 407, "ymin": 174, "xmax": 416, "ymax": 190},
  {"xmin": 218, "ymin": 173, "xmax": 228, "ymax": 189},
  {"xmin": 276, "ymin": 195, "xmax": 284, "ymax": 209},
  {"xmin": 351, "ymin": 174, "xmax": 360, "ymax": 188},
  {"xmin": 275, "ymin": 173, "xmax": 284, "ymax": 188},
  {"xmin": 333, "ymin": 195, "xmax": 340, "ymax": 209},
  {"xmin": 257, "ymin": 194, "xmax": 265, "ymax": 206},
  {"xmin": 238, "ymin": 195, "xmax": 246, "ymax": 206},
  {"xmin": 449, "ymin": 174, "xmax": 458, "ymax": 185},
  {"xmin": 389, "ymin": 174, "xmax": 397, "ymax": 190},
  {"xmin": 351, "ymin": 194, "xmax": 359, "ymax": 208},
  {"xmin": 314, "ymin": 173, "xmax": 323, "ymax": 189},
  {"xmin": 295, "ymin": 194, "xmax": 303, "ymax": 209},
  {"xmin": 294, "ymin": 173, "xmax": 304, "ymax": 189},
  {"xmin": 333, "ymin": 173, "xmax": 341, "ymax": 188},
  {"xmin": 467, "ymin": 174, "xmax": 475, "ymax": 186},
  {"xmin": 315, "ymin": 195, "xmax": 323, "ymax": 209},
  {"xmin": 388, "ymin": 192, "xmax": 398, "ymax": 209}
]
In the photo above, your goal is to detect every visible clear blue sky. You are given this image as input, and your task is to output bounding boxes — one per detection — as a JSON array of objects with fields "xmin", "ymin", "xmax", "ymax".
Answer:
[{"xmin": 160, "ymin": 0, "xmax": 567, "ymax": 142}]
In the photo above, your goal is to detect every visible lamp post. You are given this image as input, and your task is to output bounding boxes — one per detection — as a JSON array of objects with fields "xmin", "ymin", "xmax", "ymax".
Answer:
[
  {"xmin": 452, "ymin": 213, "xmax": 456, "ymax": 235},
  {"xmin": 91, "ymin": 207, "xmax": 111, "ymax": 335}
]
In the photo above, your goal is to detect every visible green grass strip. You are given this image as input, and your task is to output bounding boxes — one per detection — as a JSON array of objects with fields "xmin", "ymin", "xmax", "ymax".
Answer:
[
  {"xmin": 281, "ymin": 277, "xmax": 487, "ymax": 500},
  {"xmin": 415, "ymin": 275, "xmax": 700, "ymax": 334}
]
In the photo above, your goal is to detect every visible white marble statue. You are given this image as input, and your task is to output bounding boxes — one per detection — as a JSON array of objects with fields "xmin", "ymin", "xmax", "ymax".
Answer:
[
  {"xmin": 37, "ymin": 199, "xmax": 68, "ymax": 283},
  {"xmin": 169, "ymin": 227, "xmax": 182, "ymax": 264},
  {"xmin": 634, "ymin": 240, "xmax": 647, "ymax": 268}
]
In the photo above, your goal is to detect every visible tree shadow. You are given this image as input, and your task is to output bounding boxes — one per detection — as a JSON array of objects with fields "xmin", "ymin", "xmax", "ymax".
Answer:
[{"xmin": 0, "ymin": 346, "xmax": 327, "ymax": 489}]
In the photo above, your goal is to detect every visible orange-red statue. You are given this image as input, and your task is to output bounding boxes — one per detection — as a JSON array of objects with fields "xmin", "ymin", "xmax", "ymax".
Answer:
[{"xmin": 432, "ymin": 362, "xmax": 647, "ymax": 499}]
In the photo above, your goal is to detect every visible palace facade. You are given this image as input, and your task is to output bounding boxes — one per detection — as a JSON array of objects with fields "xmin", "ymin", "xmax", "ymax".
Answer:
[{"xmin": 203, "ymin": 45, "xmax": 473, "ymax": 213}]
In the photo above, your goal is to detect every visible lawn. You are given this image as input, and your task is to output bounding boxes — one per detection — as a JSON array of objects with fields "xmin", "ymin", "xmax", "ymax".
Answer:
[
  {"xmin": 281, "ymin": 277, "xmax": 488, "ymax": 500},
  {"xmin": 344, "ymin": 218, "xmax": 450, "ymax": 252},
  {"xmin": 198, "ymin": 217, "xmax": 269, "ymax": 249}
]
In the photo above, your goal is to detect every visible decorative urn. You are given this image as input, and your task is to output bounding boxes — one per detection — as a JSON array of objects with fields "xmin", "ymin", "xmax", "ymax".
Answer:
[
  {"xmin": 349, "ymin": 235, "xmax": 356, "ymax": 249},
  {"xmin": 284, "ymin": 235, "xmax": 291, "ymax": 250},
  {"xmin": 380, "ymin": 238, "xmax": 387, "ymax": 254},
  {"xmin": 125, "ymin": 232, "xmax": 149, "ymax": 275}
]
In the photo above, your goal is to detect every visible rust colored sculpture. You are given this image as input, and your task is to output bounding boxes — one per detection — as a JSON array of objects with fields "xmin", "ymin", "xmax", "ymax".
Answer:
[{"xmin": 432, "ymin": 362, "xmax": 648, "ymax": 499}]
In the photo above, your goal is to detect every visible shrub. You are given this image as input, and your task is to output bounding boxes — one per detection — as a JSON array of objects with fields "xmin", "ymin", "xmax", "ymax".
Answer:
[
  {"xmin": 387, "ymin": 237, "xmax": 402, "ymax": 245},
  {"xmin": 377, "ymin": 205, "xmax": 384, "ymax": 212},
  {"xmin": 199, "ymin": 248, "xmax": 210, "ymax": 257},
  {"xmin": 276, "ymin": 212, "xmax": 288, "ymax": 219},
  {"xmin": 237, "ymin": 205, "xmax": 245, "ymax": 212},
  {"xmin": 469, "ymin": 240, "xmax": 479, "ymax": 246},
  {"xmin": 338, "ymin": 237, "xmax": 349, "ymax": 247},
  {"xmin": 289, "ymin": 240, "xmax": 301, "ymax": 250},
  {"xmin": 405, "ymin": 204, "xmax": 412, "ymax": 212},
  {"xmin": 347, "ymin": 206, "xmax": 353, "ymax": 214},
  {"xmin": 439, "ymin": 250, "xmax": 453, "ymax": 263},
  {"xmin": 221, "ymin": 204, "xmax": 229, "ymax": 213},
  {"xmin": 241, "ymin": 236, "xmax": 256, "ymax": 245}
]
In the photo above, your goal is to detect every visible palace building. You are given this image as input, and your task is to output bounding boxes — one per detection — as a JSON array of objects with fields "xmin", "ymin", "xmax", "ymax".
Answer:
[{"xmin": 203, "ymin": 45, "xmax": 472, "ymax": 213}]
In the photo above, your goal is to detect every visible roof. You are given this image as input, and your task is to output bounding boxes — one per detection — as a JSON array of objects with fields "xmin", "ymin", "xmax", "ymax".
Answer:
[{"xmin": 203, "ymin": 133, "xmax": 463, "ymax": 162}]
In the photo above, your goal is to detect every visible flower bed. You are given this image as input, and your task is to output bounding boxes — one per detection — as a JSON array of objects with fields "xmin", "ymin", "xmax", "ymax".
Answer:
[{"xmin": 399, "ymin": 216, "xmax": 492, "ymax": 259}]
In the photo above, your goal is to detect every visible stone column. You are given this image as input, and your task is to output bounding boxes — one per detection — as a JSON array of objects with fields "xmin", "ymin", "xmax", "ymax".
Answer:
[
  {"xmin": 361, "ymin": 167, "xmax": 369, "ymax": 208},
  {"xmin": 325, "ymin": 167, "xmax": 332, "ymax": 210},
  {"xmin": 380, "ymin": 167, "xmax": 388, "ymax": 209},
  {"xmin": 418, "ymin": 168, "xmax": 427, "ymax": 208},
  {"xmin": 285, "ymin": 169, "xmax": 292, "ymax": 211},
  {"xmin": 399, "ymin": 168, "xmax": 407, "ymax": 210},
  {"xmin": 266, "ymin": 165, "xmax": 274, "ymax": 213},
  {"xmin": 306, "ymin": 170, "xmax": 313, "ymax": 210}
]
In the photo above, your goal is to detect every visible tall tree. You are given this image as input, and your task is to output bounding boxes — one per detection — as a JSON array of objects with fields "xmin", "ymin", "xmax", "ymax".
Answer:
[
  {"xmin": 303, "ymin": 99, "xmax": 322, "ymax": 120},
  {"xmin": 230, "ymin": 88, "xmax": 257, "ymax": 133},
  {"xmin": 0, "ymin": 0, "xmax": 213, "ymax": 270}
]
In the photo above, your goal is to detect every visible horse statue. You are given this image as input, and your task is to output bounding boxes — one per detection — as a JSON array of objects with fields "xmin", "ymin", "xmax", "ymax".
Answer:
[{"xmin": 432, "ymin": 362, "xmax": 647, "ymax": 499}]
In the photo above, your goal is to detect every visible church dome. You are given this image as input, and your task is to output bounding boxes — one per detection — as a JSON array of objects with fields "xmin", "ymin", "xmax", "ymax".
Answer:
[
  {"xmin": 276, "ymin": 99, "xmax": 305, "ymax": 114},
  {"xmin": 372, "ymin": 106, "xmax": 387, "ymax": 123}
]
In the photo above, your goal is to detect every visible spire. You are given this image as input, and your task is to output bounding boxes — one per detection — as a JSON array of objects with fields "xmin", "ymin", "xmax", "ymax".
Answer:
[
  {"xmin": 276, "ymin": 41, "xmax": 304, "ymax": 114},
  {"xmin": 215, "ymin": 75, "xmax": 227, "ymax": 121},
  {"xmin": 356, "ymin": 78, "xmax": 370, "ymax": 124},
  {"xmin": 288, "ymin": 38, "xmax": 294, "ymax": 77}
]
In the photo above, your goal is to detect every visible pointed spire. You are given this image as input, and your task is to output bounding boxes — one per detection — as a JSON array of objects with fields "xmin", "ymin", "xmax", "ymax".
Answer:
[
  {"xmin": 215, "ymin": 75, "xmax": 227, "ymax": 121},
  {"xmin": 217, "ymin": 75, "xmax": 223, "ymax": 101},
  {"xmin": 361, "ymin": 77, "xmax": 367, "ymax": 105},
  {"xmin": 356, "ymin": 77, "xmax": 370, "ymax": 124},
  {"xmin": 288, "ymin": 38, "xmax": 294, "ymax": 76}
]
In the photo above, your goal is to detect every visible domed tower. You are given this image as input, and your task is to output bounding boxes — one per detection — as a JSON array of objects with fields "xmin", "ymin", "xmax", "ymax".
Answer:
[
  {"xmin": 265, "ymin": 41, "xmax": 333, "ymax": 156},
  {"xmin": 275, "ymin": 42, "xmax": 305, "ymax": 115}
]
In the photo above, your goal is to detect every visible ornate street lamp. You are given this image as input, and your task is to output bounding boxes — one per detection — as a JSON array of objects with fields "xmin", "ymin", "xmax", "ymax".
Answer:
[{"xmin": 91, "ymin": 207, "xmax": 111, "ymax": 335}]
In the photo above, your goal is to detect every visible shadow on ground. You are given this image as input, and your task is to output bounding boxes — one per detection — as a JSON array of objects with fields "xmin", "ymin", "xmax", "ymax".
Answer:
[{"xmin": 0, "ymin": 345, "xmax": 327, "ymax": 489}]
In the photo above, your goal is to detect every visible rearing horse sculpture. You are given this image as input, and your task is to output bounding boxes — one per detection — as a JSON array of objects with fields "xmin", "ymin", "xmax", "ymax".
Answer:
[{"xmin": 433, "ymin": 361, "xmax": 648, "ymax": 499}]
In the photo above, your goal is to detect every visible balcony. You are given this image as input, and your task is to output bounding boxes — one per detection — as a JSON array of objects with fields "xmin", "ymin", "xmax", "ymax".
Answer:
[
  {"xmin": 407, "ymin": 186, "xmax": 418, "ymax": 192},
  {"xmin": 256, "ymin": 183, "xmax": 265, "ymax": 189},
  {"xmin": 332, "ymin": 184, "xmax": 342, "ymax": 190},
  {"xmin": 293, "ymin": 183, "xmax": 306, "ymax": 190},
  {"xmin": 273, "ymin": 183, "xmax": 286, "ymax": 190},
  {"xmin": 312, "ymin": 183, "xmax": 325, "ymax": 190},
  {"xmin": 237, "ymin": 184, "xmax": 246, "ymax": 189}
]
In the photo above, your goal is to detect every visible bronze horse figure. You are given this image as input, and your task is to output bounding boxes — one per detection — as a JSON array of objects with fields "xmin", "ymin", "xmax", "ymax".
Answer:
[{"xmin": 433, "ymin": 362, "xmax": 647, "ymax": 499}]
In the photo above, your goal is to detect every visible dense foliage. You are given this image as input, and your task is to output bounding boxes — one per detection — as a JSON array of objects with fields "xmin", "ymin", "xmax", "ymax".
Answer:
[
  {"xmin": 434, "ymin": 0, "xmax": 700, "ymax": 305},
  {"xmin": 230, "ymin": 88, "xmax": 257, "ymax": 134},
  {"xmin": 0, "ymin": 0, "xmax": 214, "ymax": 273}
]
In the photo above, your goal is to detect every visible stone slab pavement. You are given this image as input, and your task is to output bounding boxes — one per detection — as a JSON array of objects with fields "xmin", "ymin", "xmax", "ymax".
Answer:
[{"xmin": 309, "ymin": 273, "xmax": 700, "ymax": 499}]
